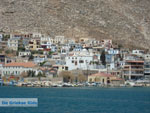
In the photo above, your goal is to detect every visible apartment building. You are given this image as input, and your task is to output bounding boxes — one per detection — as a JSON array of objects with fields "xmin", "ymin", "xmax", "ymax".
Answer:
[{"xmin": 123, "ymin": 55, "xmax": 144, "ymax": 80}]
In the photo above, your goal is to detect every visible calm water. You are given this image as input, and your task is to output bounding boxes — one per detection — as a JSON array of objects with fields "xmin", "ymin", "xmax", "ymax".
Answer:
[{"xmin": 0, "ymin": 87, "xmax": 150, "ymax": 113}]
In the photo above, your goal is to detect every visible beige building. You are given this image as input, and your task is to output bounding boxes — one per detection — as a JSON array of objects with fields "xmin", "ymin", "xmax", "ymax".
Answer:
[
  {"xmin": 88, "ymin": 73, "xmax": 123, "ymax": 85},
  {"xmin": 28, "ymin": 38, "xmax": 41, "ymax": 51}
]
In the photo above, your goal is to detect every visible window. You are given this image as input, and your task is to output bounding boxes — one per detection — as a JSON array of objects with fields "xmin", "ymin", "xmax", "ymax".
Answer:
[
  {"xmin": 75, "ymin": 61, "xmax": 77, "ymax": 65},
  {"xmin": 72, "ymin": 60, "xmax": 74, "ymax": 63},
  {"xmin": 79, "ymin": 60, "xmax": 84, "ymax": 63},
  {"xmin": 65, "ymin": 67, "xmax": 68, "ymax": 70}
]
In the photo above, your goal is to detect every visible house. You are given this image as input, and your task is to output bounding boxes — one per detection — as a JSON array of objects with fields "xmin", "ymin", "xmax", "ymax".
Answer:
[
  {"xmin": 52, "ymin": 65, "xmax": 68, "ymax": 74},
  {"xmin": 101, "ymin": 39, "xmax": 112, "ymax": 49},
  {"xmin": 54, "ymin": 36, "xmax": 65, "ymax": 44},
  {"xmin": 88, "ymin": 72, "xmax": 123, "ymax": 85},
  {"xmin": 19, "ymin": 51, "xmax": 31, "ymax": 57},
  {"xmin": 123, "ymin": 55, "xmax": 144, "ymax": 80},
  {"xmin": 73, "ymin": 44, "xmax": 83, "ymax": 51},
  {"xmin": 33, "ymin": 54, "xmax": 47, "ymax": 64},
  {"xmin": 107, "ymin": 48, "xmax": 119, "ymax": 55},
  {"xmin": 32, "ymin": 32, "xmax": 43, "ymax": 38},
  {"xmin": 10, "ymin": 32, "xmax": 23, "ymax": 40},
  {"xmin": 7, "ymin": 38, "xmax": 19, "ymax": 51},
  {"xmin": 79, "ymin": 38, "xmax": 89, "ymax": 44},
  {"xmin": 60, "ymin": 44, "xmax": 70, "ymax": 54},
  {"xmin": 132, "ymin": 50, "xmax": 145, "ymax": 56},
  {"xmin": 0, "ymin": 55, "xmax": 13, "ymax": 64},
  {"xmin": 40, "ymin": 37, "xmax": 52, "ymax": 50},
  {"xmin": 28, "ymin": 38, "xmax": 41, "ymax": 51},
  {"xmin": 15, "ymin": 57, "xmax": 29, "ymax": 62},
  {"xmin": 50, "ymin": 44, "xmax": 57, "ymax": 52},
  {"xmin": 1, "ymin": 62, "xmax": 37, "ymax": 77},
  {"xmin": 0, "ymin": 41, "xmax": 7, "ymax": 50}
]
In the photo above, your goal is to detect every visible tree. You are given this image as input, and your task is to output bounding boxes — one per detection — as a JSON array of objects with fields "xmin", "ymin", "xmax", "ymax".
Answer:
[
  {"xmin": 77, "ymin": 74, "xmax": 87, "ymax": 83},
  {"xmin": 100, "ymin": 50, "xmax": 106, "ymax": 66},
  {"xmin": 48, "ymin": 51, "xmax": 53, "ymax": 55},
  {"xmin": 29, "ymin": 54, "xmax": 34, "ymax": 60},
  {"xmin": 40, "ymin": 61, "xmax": 46, "ymax": 66},
  {"xmin": 27, "ymin": 70, "xmax": 36, "ymax": 77},
  {"xmin": 37, "ymin": 72, "xmax": 43, "ymax": 81},
  {"xmin": 59, "ymin": 71, "xmax": 75, "ymax": 83}
]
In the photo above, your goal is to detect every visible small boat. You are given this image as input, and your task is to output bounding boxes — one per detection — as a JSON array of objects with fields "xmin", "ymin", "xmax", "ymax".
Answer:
[{"xmin": 133, "ymin": 84, "xmax": 143, "ymax": 87}]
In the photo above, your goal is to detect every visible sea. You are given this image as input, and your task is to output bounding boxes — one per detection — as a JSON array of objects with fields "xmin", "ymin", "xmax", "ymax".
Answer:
[{"xmin": 0, "ymin": 86, "xmax": 150, "ymax": 113}]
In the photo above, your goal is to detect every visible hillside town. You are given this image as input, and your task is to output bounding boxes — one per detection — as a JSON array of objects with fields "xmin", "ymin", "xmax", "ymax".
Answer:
[{"xmin": 0, "ymin": 31, "xmax": 150, "ymax": 87}]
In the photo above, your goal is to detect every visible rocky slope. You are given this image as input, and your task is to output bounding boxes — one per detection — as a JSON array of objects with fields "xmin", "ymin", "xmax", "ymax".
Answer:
[{"xmin": 0, "ymin": 0, "xmax": 150, "ymax": 49}]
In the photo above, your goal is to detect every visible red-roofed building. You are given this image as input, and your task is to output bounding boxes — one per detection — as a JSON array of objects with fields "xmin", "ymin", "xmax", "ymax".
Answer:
[
  {"xmin": 88, "ymin": 72, "xmax": 123, "ymax": 85},
  {"xmin": 1, "ymin": 62, "xmax": 37, "ymax": 77}
]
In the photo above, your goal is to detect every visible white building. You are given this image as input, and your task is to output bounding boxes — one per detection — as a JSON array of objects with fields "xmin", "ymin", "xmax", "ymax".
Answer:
[
  {"xmin": 132, "ymin": 50, "xmax": 145, "ymax": 56},
  {"xmin": 41, "ymin": 37, "xmax": 52, "ymax": 49},
  {"xmin": 107, "ymin": 48, "xmax": 119, "ymax": 55},
  {"xmin": 33, "ymin": 54, "xmax": 47, "ymax": 64},
  {"xmin": 8, "ymin": 38, "xmax": 19, "ymax": 51},
  {"xmin": 65, "ymin": 49, "xmax": 100, "ymax": 70},
  {"xmin": 19, "ymin": 51, "xmax": 31, "ymax": 57},
  {"xmin": 1, "ymin": 62, "xmax": 37, "ymax": 77},
  {"xmin": 32, "ymin": 33, "xmax": 43, "ymax": 38},
  {"xmin": 54, "ymin": 36, "xmax": 65, "ymax": 44},
  {"xmin": 61, "ymin": 45, "xmax": 70, "ymax": 54}
]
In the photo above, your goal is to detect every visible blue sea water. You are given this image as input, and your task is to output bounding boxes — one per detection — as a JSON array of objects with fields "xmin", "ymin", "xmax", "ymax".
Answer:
[{"xmin": 0, "ymin": 87, "xmax": 150, "ymax": 113}]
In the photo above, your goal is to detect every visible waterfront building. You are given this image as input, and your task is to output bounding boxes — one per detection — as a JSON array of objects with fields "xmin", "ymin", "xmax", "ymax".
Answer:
[
  {"xmin": 123, "ymin": 55, "xmax": 144, "ymax": 80},
  {"xmin": 144, "ymin": 61, "xmax": 150, "ymax": 80},
  {"xmin": 1, "ymin": 62, "xmax": 37, "ymax": 77},
  {"xmin": 88, "ymin": 72, "xmax": 124, "ymax": 85},
  {"xmin": 65, "ymin": 50, "xmax": 94, "ymax": 70}
]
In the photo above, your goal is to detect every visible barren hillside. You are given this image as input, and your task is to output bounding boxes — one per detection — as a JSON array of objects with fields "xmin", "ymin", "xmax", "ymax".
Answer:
[{"xmin": 0, "ymin": 0, "xmax": 150, "ymax": 49}]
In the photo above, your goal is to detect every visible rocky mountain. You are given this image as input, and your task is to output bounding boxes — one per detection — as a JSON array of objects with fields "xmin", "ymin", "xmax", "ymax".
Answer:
[{"xmin": 0, "ymin": 0, "xmax": 150, "ymax": 49}]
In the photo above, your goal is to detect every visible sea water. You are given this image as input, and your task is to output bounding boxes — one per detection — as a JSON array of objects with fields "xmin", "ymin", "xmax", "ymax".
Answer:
[{"xmin": 0, "ymin": 86, "xmax": 150, "ymax": 113}]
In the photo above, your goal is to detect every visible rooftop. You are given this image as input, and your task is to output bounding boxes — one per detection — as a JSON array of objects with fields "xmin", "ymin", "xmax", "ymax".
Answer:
[
  {"xmin": 5, "ymin": 62, "xmax": 36, "ymax": 68},
  {"xmin": 89, "ymin": 73, "xmax": 115, "ymax": 77}
]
